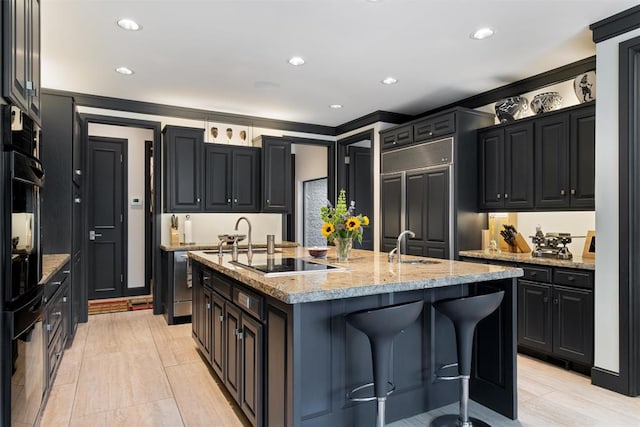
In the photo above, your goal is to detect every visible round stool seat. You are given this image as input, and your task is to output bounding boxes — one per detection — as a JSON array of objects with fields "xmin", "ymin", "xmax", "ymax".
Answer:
[
  {"xmin": 434, "ymin": 291, "xmax": 505, "ymax": 326},
  {"xmin": 346, "ymin": 300, "xmax": 424, "ymax": 427}
]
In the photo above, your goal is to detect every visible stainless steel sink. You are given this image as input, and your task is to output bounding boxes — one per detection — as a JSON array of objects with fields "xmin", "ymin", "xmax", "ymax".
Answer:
[{"xmin": 399, "ymin": 259, "xmax": 441, "ymax": 265}]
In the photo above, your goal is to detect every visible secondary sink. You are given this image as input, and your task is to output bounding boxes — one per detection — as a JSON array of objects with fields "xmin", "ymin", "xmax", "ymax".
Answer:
[
  {"xmin": 399, "ymin": 259, "xmax": 441, "ymax": 265},
  {"xmin": 202, "ymin": 249, "xmax": 281, "ymax": 255}
]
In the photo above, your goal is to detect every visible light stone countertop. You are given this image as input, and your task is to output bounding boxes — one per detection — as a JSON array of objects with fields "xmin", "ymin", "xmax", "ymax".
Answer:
[
  {"xmin": 161, "ymin": 241, "xmax": 299, "ymax": 252},
  {"xmin": 40, "ymin": 253, "xmax": 71, "ymax": 284},
  {"xmin": 458, "ymin": 250, "xmax": 595, "ymax": 271},
  {"xmin": 188, "ymin": 247, "xmax": 523, "ymax": 304}
]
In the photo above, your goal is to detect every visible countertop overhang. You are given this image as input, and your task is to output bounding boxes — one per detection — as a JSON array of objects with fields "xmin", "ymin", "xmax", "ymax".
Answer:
[
  {"xmin": 40, "ymin": 253, "xmax": 71, "ymax": 284},
  {"xmin": 188, "ymin": 247, "xmax": 522, "ymax": 304}
]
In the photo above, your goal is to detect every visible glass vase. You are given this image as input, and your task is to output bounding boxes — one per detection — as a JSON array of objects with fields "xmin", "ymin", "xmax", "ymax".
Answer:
[{"xmin": 335, "ymin": 237, "xmax": 353, "ymax": 262}]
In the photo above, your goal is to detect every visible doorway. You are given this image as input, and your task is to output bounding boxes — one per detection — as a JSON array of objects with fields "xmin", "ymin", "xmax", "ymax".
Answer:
[
  {"xmin": 338, "ymin": 130, "xmax": 374, "ymax": 250},
  {"xmin": 86, "ymin": 136, "xmax": 127, "ymax": 299}
]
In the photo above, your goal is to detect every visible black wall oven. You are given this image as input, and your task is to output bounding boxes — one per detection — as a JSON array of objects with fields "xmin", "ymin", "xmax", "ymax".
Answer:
[{"xmin": 1, "ymin": 105, "xmax": 45, "ymax": 426}]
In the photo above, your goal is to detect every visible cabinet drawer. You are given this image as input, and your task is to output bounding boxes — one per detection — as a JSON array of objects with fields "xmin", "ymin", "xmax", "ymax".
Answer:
[
  {"xmin": 233, "ymin": 287, "xmax": 264, "ymax": 321},
  {"xmin": 554, "ymin": 269, "xmax": 593, "ymax": 290},
  {"xmin": 210, "ymin": 272, "xmax": 233, "ymax": 300},
  {"xmin": 46, "ymin": 298, "xmax": 65, "ymax": 346},
  {"xmin": 414, "ymin": 113, "xmax": 455, "ymax": 141},
  {"xmin": 47, "ymin": 325, "xmax": 64, "ymax": 381},
  {"xmin": 522, "ymin": 266, "xmax": 551, "ymax": 283}
]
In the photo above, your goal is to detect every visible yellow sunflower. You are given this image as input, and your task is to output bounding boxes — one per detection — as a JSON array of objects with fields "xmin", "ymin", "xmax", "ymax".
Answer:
[
  {"xmin": 362, "ymin": 215, "xmax": 370, "ymax": 226},
  {"xmin": 321, "ymin": 223, "xmax": 335, "ymax": 237},
  {"xmin": 346, "ymin": 217, "xmax": 361, "ymax": 231}
]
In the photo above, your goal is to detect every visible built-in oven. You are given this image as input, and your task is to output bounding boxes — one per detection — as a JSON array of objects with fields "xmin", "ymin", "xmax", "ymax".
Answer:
[{"xmin": 1, "ymin": 106, "xmax": 45, "ymax": 426}]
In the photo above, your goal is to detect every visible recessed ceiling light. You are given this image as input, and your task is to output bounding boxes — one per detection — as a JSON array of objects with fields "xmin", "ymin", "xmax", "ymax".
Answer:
[
  {"xmin": 115, "ymin": 66, "xmax": 134, "ymax": 75},
  {"xmin": 288, "ymin": 56, "xmax": 305, "ymax": 66},
  {"xmin": 117, "ymin": 18, "xmax": 141, "ymax": 31},
  {"xmin": 329, "ymin": 104, "xmax": 343, "ymax": 109},
  {"xmin": 381, "ymin": 77, "xmax": 398, "ymax": 85},
  {"xmin": 470, "ymin": 27, "xmax": 495, "ymax": 40}
]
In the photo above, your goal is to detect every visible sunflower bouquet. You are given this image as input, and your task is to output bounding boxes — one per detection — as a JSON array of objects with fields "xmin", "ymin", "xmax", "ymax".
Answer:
[{"xmin": 320, "ymin": 189, "xmax": 369, "ymax": 244}]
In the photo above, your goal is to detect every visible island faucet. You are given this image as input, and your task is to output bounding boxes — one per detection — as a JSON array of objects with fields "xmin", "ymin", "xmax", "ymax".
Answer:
[
  {"xmin": 234, "ymin": 216, "xmax": 253, "ymax": 263},
  {"xmin": 389, "ymin": 230, "xmax": 415, "ymax": 263}
]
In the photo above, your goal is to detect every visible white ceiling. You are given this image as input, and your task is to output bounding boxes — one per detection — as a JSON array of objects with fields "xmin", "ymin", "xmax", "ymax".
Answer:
[{"xmin": 42, "ymin": 0, "xmax": 638, "ymax": 128}]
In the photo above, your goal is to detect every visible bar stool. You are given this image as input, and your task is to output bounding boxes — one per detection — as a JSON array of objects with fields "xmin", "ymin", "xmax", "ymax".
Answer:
[
  {"xmin": 431, "ymin": 291, "xmax": 505, "ymax": 427},
  {"xmin": 346, "ymin": 300, "xmax": 424, "ymax": 427}
]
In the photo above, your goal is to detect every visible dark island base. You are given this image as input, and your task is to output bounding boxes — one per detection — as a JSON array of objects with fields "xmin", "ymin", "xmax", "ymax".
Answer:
[{"xmin": 266, "ymin": 279, "xmax": 517, "ymax": 427}]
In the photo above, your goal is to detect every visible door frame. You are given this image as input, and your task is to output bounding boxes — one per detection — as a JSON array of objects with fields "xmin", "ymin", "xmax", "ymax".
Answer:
[
  {"xmin": 79, "ymin": 114, "xmax": 162, "ymax": 317},
  {"xmin": 86, "ymin": 135, "xmax": 128, "ymax": 299}
]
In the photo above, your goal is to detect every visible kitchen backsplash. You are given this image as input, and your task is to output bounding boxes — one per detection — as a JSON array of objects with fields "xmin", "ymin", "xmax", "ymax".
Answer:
[
  {"xmin": 515, "ymin": 211, "xmax": 596, "ymax": 256},
  {"xmin": 161, "ymin": 213, "xmax": 283, "ymax": 246}
]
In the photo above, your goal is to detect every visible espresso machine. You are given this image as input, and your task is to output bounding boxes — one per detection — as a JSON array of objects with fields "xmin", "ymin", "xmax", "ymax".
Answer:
[{"xmin": 530, "ymin": 226, "xmax": 574, "ymax": 260}]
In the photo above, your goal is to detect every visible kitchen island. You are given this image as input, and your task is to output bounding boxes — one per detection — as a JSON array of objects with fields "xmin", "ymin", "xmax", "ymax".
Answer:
[{"xmin": 188, "ymin": 247, "xmax": 523, "ymax": 427}]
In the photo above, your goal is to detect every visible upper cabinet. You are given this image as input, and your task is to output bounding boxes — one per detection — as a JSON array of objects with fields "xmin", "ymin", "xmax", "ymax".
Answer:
[
  {"xmin": 478, "ymin": 102, "xmax": 595, "ymax": 212},
  {"xmin": 204, "ymin": 144, "xmax": 260, "ymax": 212},
  {"xmin": 478, "ymin": 122, "xmax": 534, "ymax": 210},
  {"xmin": 261, "ymin": 138, "xmax": 291, "ymax": 212},
  {"xmin": 163, "ymin": 126, "xmax": 204, "ymax": 213},
  {"xmin": 380, "ymin": 111, "xmax": 457, "ymax": 152},
  {"xmin": 3, "ymin": 0, "xmax": 41, "ymax": 124}
]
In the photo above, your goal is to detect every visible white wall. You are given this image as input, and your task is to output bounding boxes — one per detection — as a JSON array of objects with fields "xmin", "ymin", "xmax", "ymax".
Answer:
[
  {"xmin": 293, "ymin": 144, "xmax": 328, "ymax": 244},
  {"xmin": 593, "ymin": 27, "xmax": 640, "ymax": 373},
  {"xmin": 87, "ymin": 123, "xmax": 153, "ymax": 289}
]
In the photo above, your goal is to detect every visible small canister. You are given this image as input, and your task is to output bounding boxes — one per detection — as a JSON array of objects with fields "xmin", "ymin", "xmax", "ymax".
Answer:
[{"xmin": 267, "ymin": 234, "xmax": 275, "ymax": 254}]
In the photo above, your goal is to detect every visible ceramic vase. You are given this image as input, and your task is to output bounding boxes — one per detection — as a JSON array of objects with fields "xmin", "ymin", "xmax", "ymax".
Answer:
[
  {"xmin": 494, "ymin": 96, "xmax": 529, "ymax": 122},
  {"xmin": 530, "ymin": 92, "xmax": 563, "ymax": 115},
  {"xmin": 573, "ymin": 71, "xmax": 596, "ymax": 103}
]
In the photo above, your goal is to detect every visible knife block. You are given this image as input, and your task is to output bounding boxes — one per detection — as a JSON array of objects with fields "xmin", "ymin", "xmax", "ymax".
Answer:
[
  {"xmin": 507, "ymin": 233, "xmax": 531, "ymax": 253},
  {"xmin": 170, "ymin": 228, "xmax": 180, "ymax": 246}
]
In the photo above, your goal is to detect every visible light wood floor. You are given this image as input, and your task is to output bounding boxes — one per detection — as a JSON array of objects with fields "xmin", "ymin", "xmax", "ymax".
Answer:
[{"xmin": 39, "ymin": 310, "xmax": 640, "ymax": 427}]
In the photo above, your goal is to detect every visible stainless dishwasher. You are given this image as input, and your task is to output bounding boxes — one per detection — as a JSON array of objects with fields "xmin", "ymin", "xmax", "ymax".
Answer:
[{"xmin": 173, "ymin": 251, "xmax": 192, "ymax": 317}]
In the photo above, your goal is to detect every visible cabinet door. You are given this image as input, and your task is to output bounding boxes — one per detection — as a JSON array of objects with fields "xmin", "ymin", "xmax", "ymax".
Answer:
[
  {"xmin": 202, "ymin": 286, "xmax": 213, "ymax": 361},
  {"xmin": 232, "ymin": 147, "xmax": 260, "ymax": 212},
  {"xmin": 73, "ymin": 111, "xmax": 83, "ymax": 185},
  {"xmin": 204, "ymin": 145, "xmax": 232, "ymax": 211},
  {"xmin": 225, "ymin": 303, "xmax": 242, "ymax": 403},
  {"xmin": 423, "ymin": 168, "xmax": 450, "ymax": 259},
  {"xmin": 71, "ymin": 251, "xmax": 81, "ymax": 333},
  {"xmin": 240, "ymin": 315, "xmax": 263, "ymax": 427},
  {"xmin": 406, "ymin": 172, "xmax": 426, "ymax": 256},
  {"xmin": 27, "ymin": 0, "xmax": 40, "ymax": 123},
  {"xmin": 191, "ymin": 267, "xmax": 202, "ymax": 344},
  {"xmin": 478, "ymin": 128, "xmax": 504, "ymax": 210},
  {"xmin": 262, "ymin": 139, "xmax": 291, "ymax": 212},
  {"xmin": 413, "ymin": 113, "xmax": 455, "ymax": 142},
  {"xmin": 164, "ymin": 126, "xmax": 203, "ymax": 212},
  {"xmin": 570, "ymin": 107, "xmax": 595, "ymax": 209},
  {"xmin": 535, "ymin": 114, "xmax": 570, "ymax": 209},
  {"xmin": 517, "ymin": 280, "xmax": 552, "ymax": 353},
  {"xmin": 211, "ymin": 292, "xmax": 226, "ymax": 379},
  {"xmin": 381, "ymin": 174, "xmax": 403, "ymax": 250},
  {"xmin": 381, "ymin": 125, "xmax": 413, "ymax": 150},
  {"xmin": 504, "ymin": 122, "xmax": 534, "ymax": 209},
  {"xmin": 552, "ymin": 285, "xmax": 593, "ymax": 365},
  {"xmin": 4, "ymin": 0, "xmax": 29, "ymax": 112}
]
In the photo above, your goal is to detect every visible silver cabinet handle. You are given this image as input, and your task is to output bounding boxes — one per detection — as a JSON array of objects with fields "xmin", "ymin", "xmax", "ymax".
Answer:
[
  {"xmin": 227, "ymin": 198, "xmax": 231, "ymax": 203},
  {"xmin": 46, "ymin": 324, "xmax": 51, "ymax": 331},
  {"xmin": 89, "ymin": 230, "xmax": 102, "ymax": 240},
  {"xmin": 197, "ymin": 197, "xmax": 201, "ymax": 202},
  {"xmin": 560, "ymin": 189, "xmax": 566, "ymax": 196},
  {"xmin": 206, "ymin": 303, "xmax": 211, "ymax": 309},
  {"xmin": 266, "ymin": 199, "xmax": 270, "ymax": 204},
  {"xmin": 53, "ymin": 311, "xmax": 62, "ymax": 317},
  {"xmin": 63, "ymin": 270, "xmax": 71, "ymax": 274},
  {"xmin": 235, "ymin": 329, "xmax": 243, "ymax": 340},
  {"xmin": 219, "ymin": 315, "xmax": 224, "ymax": 322},
  {"xmin": 74, "ymin": 198, "xmax": 81, "ymax": 204},
  {"xmin": 234, "ymin": 199, "xmax": 238, "ymax": 203},
  {"xmin": 62, "ymin": 297, "xmax": 67, "ymax": 303},
  {"xmin": 504, "ymin": 193, "xmax": 509, "ymax": 199},
  {"xmin": 496, "ymin": 193, "xmax": 501, "ymax": 199},
  {"xmin": 75, "ymin": 170, "xmax": 82, "ymax": 176},
  {"xmin": 571, "ymin": 189, "xmax": 576, "ymax": 195}
]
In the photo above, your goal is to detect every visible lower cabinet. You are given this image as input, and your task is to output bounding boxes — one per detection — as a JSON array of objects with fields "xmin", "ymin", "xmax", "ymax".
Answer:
[
  {"xmin": 192, "ymin": 265, "xmax": 263, "ymax": 427},
  {"xmin": 517, "ymin": 266, "xmax": 593, "ymax": 367},
  {"xmin": 43, "ymin": 272, "xmax": 71, "ymax": 390}
]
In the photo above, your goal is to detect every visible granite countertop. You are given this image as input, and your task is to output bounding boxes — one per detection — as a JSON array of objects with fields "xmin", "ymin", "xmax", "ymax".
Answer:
[
  {"xmin": 188, "ymin": 247, "xmax": 522, "ymax": 304},
  {"xmin": 161, "ymin": 241, "xmax": 299, "ymax": 252},
  {"xmin": 40, "ymin": 253, "xmax": 71, "ymax": 284},
  {"xmin": 458, "ymin": 250, "xmax": 595, "ymax": 271}
]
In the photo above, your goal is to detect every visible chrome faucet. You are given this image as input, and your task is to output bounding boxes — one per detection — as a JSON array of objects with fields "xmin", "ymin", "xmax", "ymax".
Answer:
[
  {"xmin": 389, "ymin": 230, "xmax": 415, "ymax": 263},
  {"xmin": 234, "ymin": 216, "xmax": 253, "ymax": 263}
]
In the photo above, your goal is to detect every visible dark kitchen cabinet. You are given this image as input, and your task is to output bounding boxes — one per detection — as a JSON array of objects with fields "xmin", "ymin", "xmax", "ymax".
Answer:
[
  {"xmin": 225, "ymin": 303, "xmax": 242, "ymax": 402},
  {"xmin": 381, "ymin": 124, "xmax": 413, "ymax": 150},
  {"xmin": 211, "ymin": 292, "xmax": 226, "ymax": 378},
  {"xmin": 478, "ymin": 102, "xmax": 595, "ymax": 211},
  {"xmin": 204, "ymin": 144, "xmax": 260, "ymax": 212},
  {"xmin": 478, "ymin": 122, "xmax": 534, "ymax": 210},
  {"xmin": 516, "ymin": 265, "xmax": 593, "ymax": 367},
  {"xmin": 163, "ymin": 126, "xmax": 204, "ymax": 212},
  {"xmin": 239, "ymin": 314, "xmax": 263, "ymax": 427},
  {"xmin": 405, "ymin": 167, "xmax": 450, "ymax": 259},
  {"xmin": 44, "ymin": 270, "xmax": 70, "ymax": 390},
  {"xmin": 262, "ymin": 138, "xmax": 291, "ymax": 212},
  {"xmin": 3, "ymin": 0, "xmax": 41, "ymax": 123},
  {"xmin": 381, "ymin": 174, "xmax": 403, "ymax": 252},
  {"xmin": 73, "ymin": 111, "xmax": 83, "ymax": 185},
  {"xmin": 192, "ymin": 265, "xmax": 209, "ymax": 357},
  {"xmin": 413, "ymin": 112, "xmax": 455, "ymax": 142}
]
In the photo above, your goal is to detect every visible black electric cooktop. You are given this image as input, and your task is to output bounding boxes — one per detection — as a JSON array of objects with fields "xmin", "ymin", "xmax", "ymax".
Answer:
[{"xmin": 231, "ymin": 257, "xmax": 344, "ymax": 277}]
